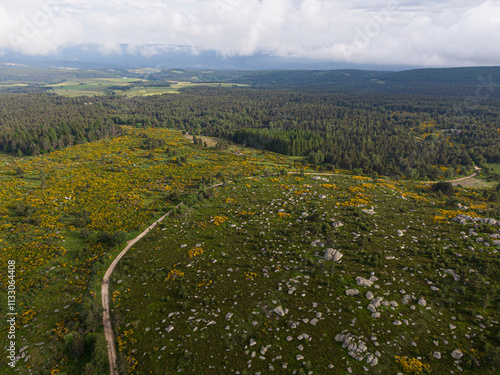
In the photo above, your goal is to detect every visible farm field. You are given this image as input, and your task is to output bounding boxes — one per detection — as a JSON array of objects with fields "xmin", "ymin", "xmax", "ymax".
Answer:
[
  {"xmin": 0, "ymin": 128, "xmax": 296, "ymax": 374},
  {"xmin": 49, "ymin": 79, "xmax": 246, "ymax": 97},
  {"xmin": 110, "ymin": 173, "xmax": 500, "ymax": 374}
]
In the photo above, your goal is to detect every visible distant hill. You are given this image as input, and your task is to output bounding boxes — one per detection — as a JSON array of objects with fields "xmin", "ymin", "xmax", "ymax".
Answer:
[
  {"xmin": 145, "ymin": 66, "xmax": 500, "ymax": 97},
  {"xmin": 1, "ymin": 61, "xmax": 499, "ymax": 97}
]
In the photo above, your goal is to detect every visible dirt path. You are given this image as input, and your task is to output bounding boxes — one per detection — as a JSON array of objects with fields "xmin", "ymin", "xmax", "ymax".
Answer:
[
  {"xmin": 101, "ymin": 205, "xmax": 181, "ymax": 375},
  {"xmin": 424, "ymin": 166, "xmax": 481, "ymax": 184}
]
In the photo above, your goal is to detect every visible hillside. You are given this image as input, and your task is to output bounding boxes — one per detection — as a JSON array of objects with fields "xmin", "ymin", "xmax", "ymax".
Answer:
[
  {"xmin": 110, "ymin": 173, "xmax": 500, "ymax": 374},
  {"xmin": 0, "ymin": 128, "xmax": 295, "ymax": 374}
]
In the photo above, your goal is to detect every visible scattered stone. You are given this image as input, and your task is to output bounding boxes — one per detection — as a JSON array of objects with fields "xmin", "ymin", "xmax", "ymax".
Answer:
[
  {"xmin": 356, "ymin": 277, "xmax": 374, "ymax": 287},
  {"xmin": 452, "ymin": 349, "xmax": 463, "ymax": 359},
  {"xmin": 346, "ymin": 289, "xmax": 360, "ymax": 296},
  {"xmin": 273, "ymin": 306, "xmax": 286, "ymax": 316},
  {"xmin": 418, "ymin": 297, "xmax": 427, "ymax": 307},
  {"xmin": 324, "ymin": 248, "xmax": 343, "ymax": 262}
]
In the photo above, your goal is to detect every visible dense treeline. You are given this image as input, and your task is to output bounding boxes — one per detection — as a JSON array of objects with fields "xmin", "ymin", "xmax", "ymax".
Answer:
[
  {"xmin": 1, "ymin": 87, "xmax": 499, "ymax": 178},
  {"xmin": 101, "ymin": 88, "xmax": 499, "ymax": 178},
  {"xmin": 0, "ymin": 93, "xmax": 122, "ymax": 156},
  {"xmin": 145, "ymin": 67, "xmax": 500, "ymax": 97}
]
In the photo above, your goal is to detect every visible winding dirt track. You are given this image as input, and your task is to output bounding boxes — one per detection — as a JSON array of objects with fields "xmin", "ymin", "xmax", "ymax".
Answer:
[{"xmin": 101, "ymin": 207, "xmax": 180, "ymax": 375}]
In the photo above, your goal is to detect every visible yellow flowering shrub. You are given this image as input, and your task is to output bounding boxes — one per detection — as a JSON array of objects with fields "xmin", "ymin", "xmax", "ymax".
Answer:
[
  {"xmin": 188, "ymin": 247, "xmax": 204, "ymax": 258},
  {"xmin": 395, "ymin": 356, "xmax": 430, "ymax": 374},
  {"xmin": 165, "ymin": 269, "xmax": 185, "ymax": 280},
  {"xmin": 212, "ymin": 215, "xmax": 228, "ymax": 225},
  {"xmin": 245, "ymin": 272, "xmax": 257, "ymax": 280}
]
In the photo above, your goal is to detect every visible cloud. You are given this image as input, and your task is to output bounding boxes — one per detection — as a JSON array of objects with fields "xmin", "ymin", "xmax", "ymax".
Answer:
[{"xmin": 0, "ymin": 0, "xmax": 498, "ymax": 67}]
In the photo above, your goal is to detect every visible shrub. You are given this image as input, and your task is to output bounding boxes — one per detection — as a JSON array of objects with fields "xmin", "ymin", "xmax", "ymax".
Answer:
[{"xmin": 432, "ymin": 181, "xmax": 455, "ymax": 196}]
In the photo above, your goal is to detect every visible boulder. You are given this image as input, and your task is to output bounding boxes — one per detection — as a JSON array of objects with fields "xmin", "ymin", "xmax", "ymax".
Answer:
[
  {"xmin": 324, "ymin": 248, "xmax": 343, "ymax": 261},
  {"xmin": 452, "ymin": 349, "xmax": 463, "ymax": 359},
  {"xmin": 356, "ymin": 277, "xmax": 374, "ymax": 287},
  {"xmin": 273, "ymin": 306, "xmax": 286, "ymax": 316}
]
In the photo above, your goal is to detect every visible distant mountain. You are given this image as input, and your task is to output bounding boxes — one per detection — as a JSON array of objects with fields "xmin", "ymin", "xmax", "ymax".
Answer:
[{"xmin": 0, "ymin": 44, "xmax": 413, "ymax": 71}]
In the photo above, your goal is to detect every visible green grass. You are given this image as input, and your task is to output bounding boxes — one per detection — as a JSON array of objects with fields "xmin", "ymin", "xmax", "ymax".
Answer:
[
  {"xmin": 486, "ymin": 163, "xmax": 500, "ymax": 174},
  {"xmin": 0, "ymin": 128, "xmax": 297, "ymax": 374},
  {"xmin": 110, "ymin": 175, "xmax": 500, "ymax": 374},
  {"xmin": 46, "ymin": 79, "xmax": 248, "ymax": 97}
]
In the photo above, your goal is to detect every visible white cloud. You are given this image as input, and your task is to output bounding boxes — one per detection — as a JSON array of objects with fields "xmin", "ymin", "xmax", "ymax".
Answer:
[{"xmin": 0, "ymin": 0, "xmax": 498, "ymax": 67}]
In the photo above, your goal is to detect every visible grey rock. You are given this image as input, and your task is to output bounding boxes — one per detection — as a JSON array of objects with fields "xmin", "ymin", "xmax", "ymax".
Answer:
[
  {"xmin": 273, "ymin": 306, "xmax": 286, "ymax": 316},
  {"xmin": 324, "ymin": 248, "xmax": 343, "ymax": 262},
  {"xmin": 452, "ymin": 349, "xmax": 463, "ymax": 359},
  {"xmin": 356, "ymin": 277, "xmax": 374, "ymax": 287},
  {"xmin": 346, "ymin": 289, "xmax": 360, "ymax": 296}
]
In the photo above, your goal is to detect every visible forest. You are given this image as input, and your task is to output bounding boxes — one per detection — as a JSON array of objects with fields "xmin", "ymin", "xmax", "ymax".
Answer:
[{"xmin": 0, "ymin": 75, "xmax": 499, "ymax": 178}]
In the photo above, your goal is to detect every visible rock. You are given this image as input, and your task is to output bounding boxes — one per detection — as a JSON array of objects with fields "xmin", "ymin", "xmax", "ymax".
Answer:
[
  {"xmin": 331, "ymin": 221, "xmax": 344, "ymax": 228},
  {"xmin": 372, "ymin": 296, "xmax": 384, "ymax": 308},
  {"xmin": 362, "ymin": 208, "xmax": 376, "ymax": 215},
  {"xmin": 371, "ymin": 357, "xmax": 378, "ymax": 366},
  {"xmin": 402, "ymin": 294, "xmax": 412, "ymax": 304},
  {"xmin": 335, "ymin": 334, "xmax": 346, "ymax": 342},
  {"xmin": 225, "ymin": 312, "xmax": 233, "ymax": 320},
  {"xmin": 367, "ymin": 304, "xmax": 377, "ymax": 313},
  {"xmin": 273, "ymin": 306, "xmax": 286, "ymax": 316},
  {"xmin": 366, "ymin": 291, "xmax": 374, "ymax": 300},
  {"xmin": 346, "ymin": 289, "xmax": 359, "ymax": 296},
  {"xmin": 444, "ymin": 269, "xmax": 460, "ymax": 281},
  {"xmin": 396, "ymin": 230, "xmax": 404, "ymax": 237},
  {"xmin": 393, "ymin": 320, "xmax": 402, "ymax": 326},
  {"xmin": 324, "ymin": 248, "xmax": 343, "ymax": 261},
  {"xmin": 166, "ymin": 325, "xmax": 174, "ymax": 332},
  {"xmin": 418, "ymin": 297, "xmax": 427, "ymax": 306},
  {"xmin": 452, "ymin": 349, "xmax": 463, "ymax": 359},
  {"xmin": 332, "ymin": 250, "xmax": 343, "ymax": 262},
  {"xmin": 296, "ymin": 354, "xmax": 304, "ymax": 360},
  {"xmin": 310, "ymin": 318, "xmax": 318, "ymax": 326},
  {"xmin": 356, "ymin": 277, "xmax": 374, "ymax": 287},
  {"xmin": 249, "ymin": 339, "xmax": 256, "ymax": 347},
  {"xmin": 371, "ymin": 312, "xmax": 381, "ymax": 318}
]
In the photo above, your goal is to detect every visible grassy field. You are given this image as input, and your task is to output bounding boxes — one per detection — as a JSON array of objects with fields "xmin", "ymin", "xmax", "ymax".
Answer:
[
  {"xmin": 486, "ymin": 163, "xmax": 500, "ymax": 174},
  {"xmin": 110, "ymin": 174, "xmax": 500, "ymax": 374},
  {"xmin": 47, "ymin": 79, "xmax": 247, "ymax": 97},
  {"xmin": 0, "ymin": 128, "xmax": 298, "ymax": 374}
]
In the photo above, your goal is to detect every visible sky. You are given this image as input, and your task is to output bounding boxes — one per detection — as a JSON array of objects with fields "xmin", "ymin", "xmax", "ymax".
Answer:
[{"xmin": 0, "ymin": 0, "xmax": 499, "ymax": 67}]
